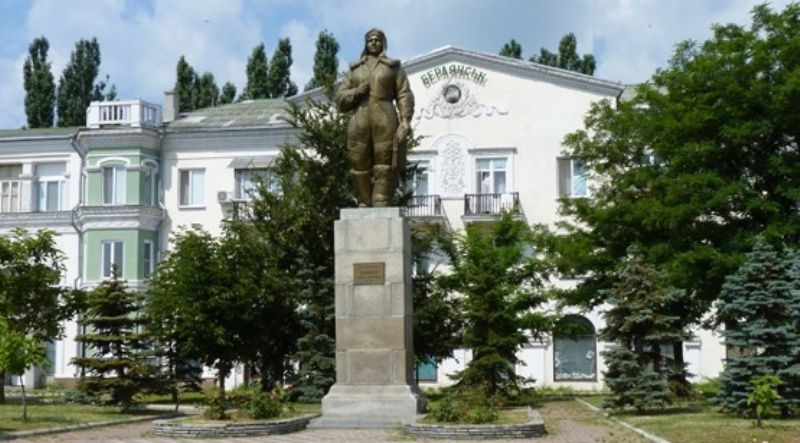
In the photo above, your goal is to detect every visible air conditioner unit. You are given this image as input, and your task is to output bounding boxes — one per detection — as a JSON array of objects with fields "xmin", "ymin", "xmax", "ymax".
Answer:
[{"xmin": 217, "ymin": 191, "xmax": 233, "ymax": 203}]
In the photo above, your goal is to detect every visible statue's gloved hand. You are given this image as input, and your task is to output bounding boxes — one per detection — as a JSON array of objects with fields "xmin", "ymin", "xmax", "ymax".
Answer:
[
  {"xmin": 395, "ymin": 121, "xmax": 410, "ymax": 142},
  {"xmin": 355, "ymin": 82, "xmax": 370, "ymax": 99}
]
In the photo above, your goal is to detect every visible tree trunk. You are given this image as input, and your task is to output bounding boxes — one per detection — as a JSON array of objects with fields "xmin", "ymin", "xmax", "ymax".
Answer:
[
  {"xmin": 217, "ymin": 367, "xmax": 227, "ymax": 400},
  {"xmin": 0, "ymin": 371, "xmax": 5, "ymax": 404},
  {"xmin": 20, "ymin": 376, "xmax": 27, "ymax": 422}
]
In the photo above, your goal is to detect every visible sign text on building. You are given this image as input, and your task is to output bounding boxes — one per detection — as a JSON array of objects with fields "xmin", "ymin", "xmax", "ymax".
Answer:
[{"xmin": 420, "ymin": 64, "xmax": 488, "ymax": 88}]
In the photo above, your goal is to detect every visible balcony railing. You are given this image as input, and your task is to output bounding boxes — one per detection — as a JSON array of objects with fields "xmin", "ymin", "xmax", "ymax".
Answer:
[
  {"xmin": 464, "ymin": 192, "xmax": 520, "ymax": 216},
  {"xmin": 404, "ymin": 195, "xmax": 443, "ymax": 217},
  {"xmin": 86, "ymin": 100, "xmax": 162, "ymax": 128}
]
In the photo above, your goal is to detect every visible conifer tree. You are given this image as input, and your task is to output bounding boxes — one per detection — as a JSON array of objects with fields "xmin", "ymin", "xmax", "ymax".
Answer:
[
  {"xmin": 499, "ymin": 39, "xmax": 522, "ymax": 59},
  {"xmin": 267, "ymin": 38, "xmax": 297, "ymax": 98},
  {"xmin": 92, "ymin": 74, "xmax": 116, "ymax": 101},
  {"xmin": 56, "ymin": 38, "xmax": 102, "ymax": 126},
  {"xmin": 600, "ymin": 248, "xmax": 690, "ymax": 410},
  {"xmin": 305, "ymin": 30, "xmax": 339, "ymax": 92},
  {"xmin": 716, "ymin": 239, "xmax": 800, "ymax": 416},
  {"xmin": 219, "ymin": 82, "xmax": 236, "ymax": 105},
  {"xmin": 243, "ymin": 43, "xmax": 269, "ymax": 100},
  {"xmin": 529, "ymin": 32, "xmax": 595, "ymax": 75},
  {"xmin": 175, "ymin": 56, "xmax": 198, "ymax": 112},
  {"xmin": 196, "ymin": 72, "xmax": 219, "ymax": 109},
  {"xmin": 22, "ymin": 36, "xmax": 55, "ymax": 128},
  {"xmin": 73, "ymin": 269, "xmax": 151, "ymax": 410}
]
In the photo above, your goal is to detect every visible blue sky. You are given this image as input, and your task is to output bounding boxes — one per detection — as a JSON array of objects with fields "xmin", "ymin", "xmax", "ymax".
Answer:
[{"xmin": 0, "ymin": 0, "xmax": 790, "ymax": 129}]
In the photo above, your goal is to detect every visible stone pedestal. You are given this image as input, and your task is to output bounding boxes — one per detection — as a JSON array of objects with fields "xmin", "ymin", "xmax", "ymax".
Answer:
[{"xmin": 314, "ymin": 207, "xmax": 424, "ymax": 428}]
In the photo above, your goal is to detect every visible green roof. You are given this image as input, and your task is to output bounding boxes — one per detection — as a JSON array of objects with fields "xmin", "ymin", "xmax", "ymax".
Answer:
[
  {"xmin": 0, "ymin": 127, "xmax": 78, "ymax": 139},
  {"xmin": 167, "ymin": 99, "xmax": 291, "ymax": 130}
]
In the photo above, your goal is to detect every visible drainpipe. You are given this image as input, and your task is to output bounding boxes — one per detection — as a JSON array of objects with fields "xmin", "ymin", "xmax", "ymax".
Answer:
[{"xmin": 69, "ymin": 130, "xmax": 87, "ymax": 379}]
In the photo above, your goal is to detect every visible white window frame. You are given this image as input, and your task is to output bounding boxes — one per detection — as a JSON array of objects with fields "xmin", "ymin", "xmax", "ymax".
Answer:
[
  {"xmin": 37, "ymin": 163, "xmax": 68, "ymax": 212},
  {"xmin": 102, "ymin": 166, "xmax": 126, "ymax": 205},
  {"xmin": 409, "ymin": 160, "xmax": 431, "ymax": 197},
  {"xmin": 234, "ymin": 168, "xmax": 276, "ymax": 201},
  {"xmin": 101, "ymin": 240, "xmax": 124, "ymax": 279},
  {"xmin": 143, "ymin": 168, "xmax": 158, "ymax": 206},
  {"xmin": 557, "ymin": 157, "xmax": 588, "ymax": 198},
  {"xmin": 467, "ymin": 148, "xmax": 516, "ymax": 196},
  {"xmin": 0, "ymin": 180, "xmax": 22, "ymax": 213},
  {"xmin": 142, "ymin": 241, "xmax": 154, "ymax": 279},
  {"xmin": 179, "ymin": 169, "xmax": 206, "ymax": 207}
]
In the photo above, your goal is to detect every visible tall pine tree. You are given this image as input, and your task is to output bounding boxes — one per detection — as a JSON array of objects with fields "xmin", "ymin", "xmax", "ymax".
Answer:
[
  {"xmin": 22, "ymin": 36, "xmax": 55, "ymax": 128},
  {"xmin": 243, "ymin": 43, "xmax": 269, "ymax": 100},
  {"xmin": 305, "ymin": 30, "xmax": 340, "ymax": 92},
  {"xmin": 196, "ymin": 72, "xmax": 219, "ymax": 109},
  {"xmin": 174, "ymin": 56, "xmax": 198, "ymax": 112},
  {"xmin": 73, "ymin": 270, "xmax": 152, "ymax": 410},
  {"xmin": 267, "ymin": 38, "xmax": 297, "ymax": 98},
  {"xmin": 219, "ymin": 82, "xmax": 236, "ymax": 105},
  {"xmin": 716, "ymin": 239, "xmax": 800, "ymax": 416},
  {"xmin": 530, "ymin": 32, "xmax": 596, "ymax": 75},
  {"xmin": 499, "ymin": 39, "xmax": 523, "ymax": 59},
  {"xmin": 56, "ymin": 38, "xmax": 101, "ymax": 126}
]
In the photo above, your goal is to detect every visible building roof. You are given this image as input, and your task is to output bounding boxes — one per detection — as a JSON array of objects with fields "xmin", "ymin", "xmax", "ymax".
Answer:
[
  {"xmin": 0, "ymin": 127, "xmax": 77, "ymax": 140},
  {"xmin": 166, "ymin": 99, "xmax": 291, "ymax": 130}
]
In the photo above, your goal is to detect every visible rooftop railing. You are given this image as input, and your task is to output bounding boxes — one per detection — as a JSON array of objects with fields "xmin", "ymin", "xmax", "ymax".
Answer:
[{"xmin": 86, "ymin": 100, "xmax": 162, "ymax": 128}]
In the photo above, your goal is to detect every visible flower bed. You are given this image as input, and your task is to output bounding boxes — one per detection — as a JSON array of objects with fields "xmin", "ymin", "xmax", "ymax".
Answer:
[
  {"xmin": 403, "ymin": 408, "xmax": 546, "ymax": 439},
  {"xmin": 152, "ymin": 413, "xmax": 318, "ymax": 438}
]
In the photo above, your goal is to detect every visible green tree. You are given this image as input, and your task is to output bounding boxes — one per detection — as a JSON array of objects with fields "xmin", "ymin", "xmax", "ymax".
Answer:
[
  {"xmin": 56, "ymin": 38, "xmax": 102, "ymax": 126},
  {"xmin": 249, "ymin": 93, "xmax": 354, "ymax": 401},
  {"xmin": 305, "ymin": 30, "xmax": 340, "ymax": 92},
  {"xmin": 0, "ymin": 319, "xmax": 47, "ymax": 421},
  {"xmin": 243, "ymin": 43, "xmax": 269, "ymax": 100},
  {"xmin": 196, "ymin": 72, "xmax": 219, "ymax": 109},
  {"xmin": 716, "ymin": 239, "xmax": 800, "ymax": 416},
  {"xmin": 600, "ymin": 249, "xmax": 691, "ymax": 410},
  {"xmin": 0, "ymin": 228, "xmax": 80, "ymax": 404},
  {"xmin": 267, "ymin": 38, "xmax": 297, "ymax": 98},
  {"xmin": 530, "ymin": 32, "xmax": 595, "ymax": 75},
  {"xmin": 437, "ymin": 214, "xmax": 552, "ymax": 396},
  {"xmin": 550, "ymin": 3, "xmax": 800, "ymax": 380},
  {"xmin": 175, "ymin": 55, "xmax": 198, "ymax": 112},
  {"xmin": 219, "ymin": 81, "xmax": 236, "ymax": 105},
  {"xmin": 73, "ymin": 270, "xmax": 151, "ymax": 410},
  {"xmin": 499, "ymin": 38, "xmax": 522, "ymax": 59},
  {"xmin": 92, "ymin": 74, "xmax": 117, "ymax": 101},
  {"xmin": 22, "ymin": 36, "xmax": 55, "ymax": 128}
]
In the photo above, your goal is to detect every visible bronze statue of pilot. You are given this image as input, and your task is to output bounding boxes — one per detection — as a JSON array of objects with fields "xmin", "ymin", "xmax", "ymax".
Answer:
[{"xmin": 336, "ymin": 28, "xmax": 415, "ymax": 207}]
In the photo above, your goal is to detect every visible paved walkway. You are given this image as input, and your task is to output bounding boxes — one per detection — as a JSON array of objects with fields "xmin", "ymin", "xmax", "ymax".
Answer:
[{"xmin": 19, "ymin": 400, "xmax": 647, "ymax": 443}]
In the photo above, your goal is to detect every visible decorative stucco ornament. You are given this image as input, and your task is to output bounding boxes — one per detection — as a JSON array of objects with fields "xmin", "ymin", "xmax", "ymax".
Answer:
[{"xmin": 416, "ymin": 80, "xmax": 508, "ymax": 120}]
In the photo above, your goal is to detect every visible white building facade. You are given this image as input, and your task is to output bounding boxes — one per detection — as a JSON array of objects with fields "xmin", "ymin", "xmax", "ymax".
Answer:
[{"xmin": 0, "ymin": 46, "xmax": 726, "ymax": 390}]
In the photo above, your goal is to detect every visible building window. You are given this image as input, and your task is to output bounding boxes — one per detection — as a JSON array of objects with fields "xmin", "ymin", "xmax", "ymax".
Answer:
[
  {"xmin": 179, "ymin": 169, "xmax": 205, "ymax": 206},
  {"xmin": 143, "ymin": 241, "xmax": 154, "ymax": 279},
  {"xmin": 411, "ymin": 161, "xmax": 430, "ymax": 196},
  {"xmin": 102, "ymin": 166, "xmax": 126, "ymax": 204},
  {"xmin": 415, "ymin": 359, "xmax": 437, "ymax": 382},
  {"xmin": 234, "ymin": 168, "xmax": 276, "ymax": 200},
  {"xmin": 553, "ymin": 315, "xmax": 597, "ymax": 381},
  {"xmin": 557, "ymin": 157, "xmax": 587, "ymax": 197},
  {"xmin": 37, "ymin": 163, "xmax": 68, "ymax": 211},
  {"xmin": 476, "ymin": 158, "xmax": 506, "ymax": 194},
  {"xmin": 143, "ymin": 169, "xmax": 158, "ymax": 205},
  {"xmin": 0, "ymin": 164, "xmax": 22, "ymax": 213},
  {"xmin": 101, "ymin": 240, "xmax": 124, "ymax": 278}
]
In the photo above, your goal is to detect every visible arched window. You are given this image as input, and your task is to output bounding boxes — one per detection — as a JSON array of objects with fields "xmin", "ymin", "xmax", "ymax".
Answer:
[{"xmin": 553, "ymin": 315, "xmax": 597, "ymax": 381}]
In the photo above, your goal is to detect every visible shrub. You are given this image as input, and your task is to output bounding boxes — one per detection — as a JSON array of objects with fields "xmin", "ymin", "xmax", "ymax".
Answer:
[
  {"xmin": 693, "ymin": 379, "xmax": 721, "ymax": 399},
  {"xmin": 427, "ymin": 389, "xmax": 499, "ymax": 424},
  {"xmin": 747, "ymin": 375, "xmax": 783, "ymax": 428},
  {"xmin": 241, "ymin": 390, "xmax": 283, "ymax": 419},
  {"xmin": 64, "ymin": 390, "xmax": 98, "ymax": 405},
  {"xmin": 202, "ymin": 395, "xmax": 229, "ymax": 420}
]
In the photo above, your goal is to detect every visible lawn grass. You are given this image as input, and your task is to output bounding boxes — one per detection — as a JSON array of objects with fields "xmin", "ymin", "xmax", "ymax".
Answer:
[
  {"xmin": 176, "ymin": 402, "xmax": 321, "ymax": 423},
  {"xmin": 0, "ymin": 402, "xmax": 162, "ymax": 432},
  {"xmin": 581, "ymin": 395, "xmax": 800, "ymax": 443}
]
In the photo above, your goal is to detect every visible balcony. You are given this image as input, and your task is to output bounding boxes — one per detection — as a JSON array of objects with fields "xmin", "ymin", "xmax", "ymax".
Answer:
[
  {"xmin": 403, "ymin": 195, "xmax": 448, "ymax": 226},
  {"xmin": 75, "ymin": 205, "xmax": 164, "ymax": 230},
  {"xmin": 463, "ymin": 192, "xmax": 522, "ymax": 223},
  {"xmin": 86, "ymin": 100, "xmax": 162, "ymax": 129}
]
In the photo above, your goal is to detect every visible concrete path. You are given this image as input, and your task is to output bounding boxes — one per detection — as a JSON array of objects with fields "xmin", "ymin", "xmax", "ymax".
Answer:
[{"xmin": 17, "ymin": 400, "xmax": 647, "ymax": 443}]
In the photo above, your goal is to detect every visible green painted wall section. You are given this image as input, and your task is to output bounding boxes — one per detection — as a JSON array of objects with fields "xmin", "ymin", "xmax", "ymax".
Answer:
[
  {"xmin": 84, "ymin": 149, "xmax": 160, "ymax": 206},
  {"xmin": 84, "ymin": 229, "xmax": 159, "ymax": 282}
]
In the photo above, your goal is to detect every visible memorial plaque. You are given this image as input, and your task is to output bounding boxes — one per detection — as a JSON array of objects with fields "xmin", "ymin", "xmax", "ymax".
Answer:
[{"xmin": 353, "ymin": 262, "xmax": 385, "ymax": 285}]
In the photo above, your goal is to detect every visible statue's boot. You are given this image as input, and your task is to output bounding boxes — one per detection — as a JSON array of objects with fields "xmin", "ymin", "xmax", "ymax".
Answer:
[
  {"xmin": 351, "ymin": 169, "xmax": 372, "ymax": 207},
  {"xmin": 372, "ymin": 164, "xmax": 395, "ymax": 207}
]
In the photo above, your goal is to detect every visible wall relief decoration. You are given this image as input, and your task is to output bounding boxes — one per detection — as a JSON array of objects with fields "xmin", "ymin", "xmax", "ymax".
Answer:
[
  {"xmin": 434, "ymin": 134, "xmax": 469, "ymax": 197},
  {"xmin": 416, "ymin": 80, "xmax": 508, "ymax": 120}
]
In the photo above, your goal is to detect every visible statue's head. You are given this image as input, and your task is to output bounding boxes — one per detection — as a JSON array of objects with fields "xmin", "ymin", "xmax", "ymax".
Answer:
[{"xmin": 361, "ymin": 28, "xmax": 387, "ymax": 58}]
